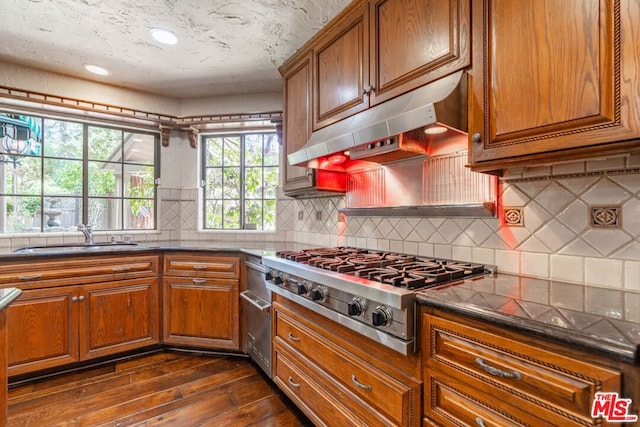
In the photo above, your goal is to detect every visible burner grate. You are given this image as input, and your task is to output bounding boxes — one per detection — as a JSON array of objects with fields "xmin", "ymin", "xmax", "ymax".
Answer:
[{"xmin": 276, "ymin": 247, "xmax": 489, "ymax": 290}]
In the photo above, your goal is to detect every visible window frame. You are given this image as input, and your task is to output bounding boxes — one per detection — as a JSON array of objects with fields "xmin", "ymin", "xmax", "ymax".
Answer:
[
  {"xmin": 0, "ymin": 109, "xmax": 160, "ymax": 233},
  {"xmin": 200, "ymin": 131, "xmax": 279, "ymax": 231}
]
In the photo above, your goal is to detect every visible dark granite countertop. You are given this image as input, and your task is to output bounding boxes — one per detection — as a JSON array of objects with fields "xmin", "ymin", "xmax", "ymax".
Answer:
[
  {"xmin": 0, "ymin": 244, "xmax": 280, "ymax": 261},
  {"xmin": 416, "ymin": 274, "xmax": 640, "ymax": 364}
]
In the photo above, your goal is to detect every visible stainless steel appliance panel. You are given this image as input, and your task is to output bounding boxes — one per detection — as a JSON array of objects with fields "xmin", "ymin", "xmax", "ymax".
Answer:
[{"xmin": 241, "ymin": 256, "xmax": 272, "ymax": 378}]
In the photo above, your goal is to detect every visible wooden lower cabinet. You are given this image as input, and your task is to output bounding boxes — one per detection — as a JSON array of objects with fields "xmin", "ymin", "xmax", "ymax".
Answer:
[
  {"xmin": 7, "ymin": 277, "xmax": 159, "ymax": 376},
  {"xmin": 81, "ymin": 279, "xmax": 159, "ymax": 359},
  {"xmin": 162, "ymin": 277, "xmax": 239, "ymax": 350},
  {"xmin": 275, "ymin": 350, "xmax": 365, "ymax": 426},
  {"xmin": 162, "ymin": 253, "xmax": 241, "ymax": 351},
  {"xmin": 421, "ymin": 308, "xmax": 635, "ymax": 426},
  {"xmin": 4, "ymin": 254, "xmax": 160, "ymax": 377},
  {"xmin": 7, "ymin": 287, "xmax": 79, "ymax": 375},
  {"xmin": 272, "ymin": 294, "xmax": 422, "ymax": 426}
]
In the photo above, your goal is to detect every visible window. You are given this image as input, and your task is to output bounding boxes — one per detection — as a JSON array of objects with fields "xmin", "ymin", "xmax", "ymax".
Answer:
[
  {"xmin": 0, "ymin": 111, "xmax": 158, "ymax": 233},
  {"xmin": 202, "ymin": 132, "xmax": 279, "ymax": 230}
]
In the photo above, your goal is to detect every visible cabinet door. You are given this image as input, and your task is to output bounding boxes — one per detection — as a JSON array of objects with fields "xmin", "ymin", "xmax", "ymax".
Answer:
[
  {"xmin": 282, "ymin": 51, "xmax": 314, "ymax": 193},
  {"xmin": 7, "ymin": 287, "xmax": 79, "ymax": 376},
  {"xmin": 469, "ymin": 0, "xmax": 640, "ymax": 169},
  {"xmin": 80, "ymin": 278, "xmax": 160, "ymax": 360},
  {"xmin": 314, "ymin": 2, "xmax": 369, "ymax": 129},
  {"xmin": 369, "ymin": 0, "xmax": 471, "ymax": 106},
  {"xmin": 162, "ymin": 277, "xmax": 239, "ymax": 350}
]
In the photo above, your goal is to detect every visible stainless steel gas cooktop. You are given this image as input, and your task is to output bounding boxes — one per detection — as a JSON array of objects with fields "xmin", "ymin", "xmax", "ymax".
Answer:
[{"xmin": 263, "ymin": 247, "xmax": 495, "ymax": 354}]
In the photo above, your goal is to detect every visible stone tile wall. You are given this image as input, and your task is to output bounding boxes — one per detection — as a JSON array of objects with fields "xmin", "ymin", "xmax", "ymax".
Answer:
[{"xmin": 285, "ymin": 157, "xmax": 640, "ymax": 290}]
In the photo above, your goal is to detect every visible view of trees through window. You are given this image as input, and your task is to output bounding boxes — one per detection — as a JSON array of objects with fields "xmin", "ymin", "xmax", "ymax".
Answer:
[
  {"xmin": 203, "ymin": 132, "xmax": 279, "ymax": 231},
  {"xmin": 0, "ymin": 111, "xmax": 157, "ymax": 233}
]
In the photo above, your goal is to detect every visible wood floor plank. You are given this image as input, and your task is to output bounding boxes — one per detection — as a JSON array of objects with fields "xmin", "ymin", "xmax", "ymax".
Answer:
[
  {"xmin": 31, "ymin": 365, "xmax": 115, "ymax": 392},
  {"xmin": 248, "ymin": 408, "xmax": 312, "ymax": 427},
  {"xmin": 228, "ymin": 376, "xmax": 278, "ymax": 407},
  {"xmin": 7, "ymin": 352, "xmax": 311, "ymax": 427},
  {"xmin": 8, "ymin": 374, "xmax": 133, "ymax": 415},
  {"xmin": 199, "ymin": 394, "xmax": 289, "ymax": 427},
  {"xmin": 115, "ymin": 350, "xmax": 184, "ymax": 371},
  {"xmin": 9, "ymin": 358, "xmax": 228, "ymax": 425},
  {"xmin": 113, "ymin": 373, "xmax": 264, "ymax": 426},
  {"xmin": 178, "ymin": 364, "xmax": 259, "ymax": 397},
  {"xmin": 72, "ymin": 387, "xmax": 182, "ymax": 426}
]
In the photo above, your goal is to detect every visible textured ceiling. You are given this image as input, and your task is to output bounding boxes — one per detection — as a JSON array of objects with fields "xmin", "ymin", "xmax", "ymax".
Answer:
[{"xmin": 0, "ymin": 0, "xmax": 350, "ymax": 98}]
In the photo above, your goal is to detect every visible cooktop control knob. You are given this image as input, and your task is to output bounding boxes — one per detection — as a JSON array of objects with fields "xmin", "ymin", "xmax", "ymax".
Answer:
[
  {"xmin": 310, "ymin": 286, "xmax": 327, "ymax": 302},
  {"xmin": 297, "ymin": 281, "xmax": 309, "ymax": 295},
  {"xmin": 265, "ymin": 271, "xmax": 273, "ymax": 281},
  {"xmin": 372, "ymin": 306, "xmax": 392, "ymax": 327},
  {"xmin": 273, "ymin": 274, "xmax": 283, "ymax": 285},
  {"xmin": 347, "ymin": 297, "xmax": 366, "ymax": 316}
]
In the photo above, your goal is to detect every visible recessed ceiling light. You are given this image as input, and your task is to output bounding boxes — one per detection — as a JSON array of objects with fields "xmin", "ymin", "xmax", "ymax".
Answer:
[
  {"xmin": 83, "ymin": 64, "xmax": 109, "ymax": 76},
  {"xmin": 150, "ymin": 28, "xmax": 178, "ymax": 45},
  {"xmin": 424, "ymin": 125, "xmax": 448, "ymax": 135}
]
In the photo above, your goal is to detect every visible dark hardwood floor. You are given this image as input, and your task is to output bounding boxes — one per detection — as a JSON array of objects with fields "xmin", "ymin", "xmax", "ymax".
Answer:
[{"xmin": 7, "ymin": 351, "xmax": 312, "ymax": 426}]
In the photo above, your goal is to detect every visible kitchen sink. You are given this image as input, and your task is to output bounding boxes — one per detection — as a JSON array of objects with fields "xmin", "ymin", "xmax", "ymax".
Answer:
[{"xmin": 12, "ymin": 242, "xmax": 139, "ymax": 254}]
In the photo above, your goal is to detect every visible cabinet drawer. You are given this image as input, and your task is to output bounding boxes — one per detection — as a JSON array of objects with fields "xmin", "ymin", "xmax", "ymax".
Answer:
[
  {"xmin": 163, "ymin": 254, "xmax": 239, "ymax": 278},
  {"xmin": 424, "ymin": 371, "xmax": 549, "ymax": 427},
  {"xmin": 0, "ymin": 255, "xmax": 158, "ymax": 287},
  {"xmin": 424, "ymin": 314, "xmax": 621, "ymax": 422},
  {"xmin": 274, "ymin": 350, "xmax": 366, "ymax": 427},
  {"xmin": 276, "ymin": 310, "xmax": 412, "ymax": 425}
]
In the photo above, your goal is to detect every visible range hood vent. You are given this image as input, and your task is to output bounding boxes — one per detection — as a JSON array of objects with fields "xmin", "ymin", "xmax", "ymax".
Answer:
[{"xmin": 289, "ymin": 71, "xmax": 468, "ymax": 166}]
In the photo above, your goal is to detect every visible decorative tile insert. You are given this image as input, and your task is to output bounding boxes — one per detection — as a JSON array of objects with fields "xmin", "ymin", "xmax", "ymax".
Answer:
[
  {"xmin": 503, "ymin": 207, "xmax": 524, "ymax": 226},
  {"xmin": 590, "ymin": 206, "xmax": 621, "ymax": 228}
]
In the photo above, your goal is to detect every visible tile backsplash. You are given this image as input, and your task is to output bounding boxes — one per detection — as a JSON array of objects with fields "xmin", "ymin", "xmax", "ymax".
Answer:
[
  {"xmin": 0, "ymin": 151, "xmax": 637, "ymax": 291},
  {"xmin": 286, "ymin": 157, "xmax": 640, "ymax": 290}
]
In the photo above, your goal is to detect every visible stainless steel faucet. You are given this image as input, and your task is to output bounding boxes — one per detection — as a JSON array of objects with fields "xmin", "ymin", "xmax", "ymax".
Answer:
[{"xmin": 77, "ymin": 224, "xmax": 94, "ymax": 244}]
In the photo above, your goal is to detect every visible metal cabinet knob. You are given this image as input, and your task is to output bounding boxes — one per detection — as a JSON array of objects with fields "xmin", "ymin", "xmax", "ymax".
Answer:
[{"xmin": 472, "ymin": 132, "xmax": 482, "ymax": 143}]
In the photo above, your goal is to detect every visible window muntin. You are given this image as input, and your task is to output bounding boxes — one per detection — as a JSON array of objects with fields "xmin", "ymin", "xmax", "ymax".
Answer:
[
  {"xmin": 0, "ymin": 111, "xmax": 158, "ymax": 233},
  {"xmin": 202, "ymin": 132, "xmax": 279, "ymax": 231}
]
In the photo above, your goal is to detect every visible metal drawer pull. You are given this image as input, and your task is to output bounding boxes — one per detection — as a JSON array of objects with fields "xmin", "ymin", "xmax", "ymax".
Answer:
[
  {"xmin": 193, "ymin": 265, "xmax": 208, "ymax": 270},
  {"xmin": 287, "ymin": 332, "xmax": 300, "ymax": 342},
  {"xmin": 18, "ymin": 274, "xmax": 42, "ymax": 280},
  {"xmin": 351, "ymin": 375, "xmax": 372, "ymax": 391},
  {"xmin": 239, "ymin": 291, "xmax": 271, "ymax": 313},
  {"xmin": 475, "ymin": 357, "xmax": 522, "ymax": 380},
  {"xmin": 476, "ymin": 417, "xmax": 486, "ymax": 427},
  {"xmin": 192, "ymin": 279, "xmax": 206, "ymax": 285},
  {"xmin": 288, "ymin": 376, "xmax": 300, "ymax": 388},
  {"xmin": 112, "ymin": 266, "xmax": 131, "ymax": 272}
]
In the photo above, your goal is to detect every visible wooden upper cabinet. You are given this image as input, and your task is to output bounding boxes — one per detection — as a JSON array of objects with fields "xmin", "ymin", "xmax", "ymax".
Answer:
[
  {"xmin": 310, "ymin": 0, "xmax": 470, "ymax": 130},
  {"xmin": 369, "ymin": 0, "xmax": 471, "ymax": 106},
  {"xmin": 281, "ymin": 50, "xmax": 314, "ymax": 192},
  {"xmin": 469, "ymin": 0, "xmax": 640, "ymax": 171},
  {"xmin": 314, "ymin": 2, "xmax": 369, "ymax": 129}
]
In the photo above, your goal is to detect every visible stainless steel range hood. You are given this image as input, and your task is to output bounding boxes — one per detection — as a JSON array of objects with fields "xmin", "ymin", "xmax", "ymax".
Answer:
[{"xmin": 288, "ymin": 71, "xmax": 468, "ymax": 166}]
